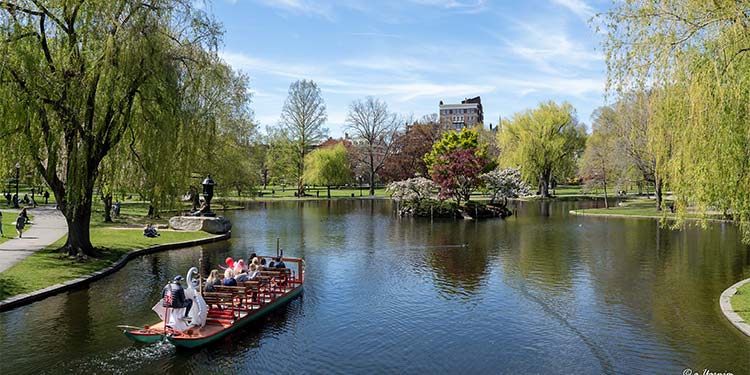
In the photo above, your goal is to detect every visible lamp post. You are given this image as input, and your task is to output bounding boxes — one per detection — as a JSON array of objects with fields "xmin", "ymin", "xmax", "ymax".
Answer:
[
  {"xmin": 14, "ymin": 162, "xmax": 20, "ymax": 208},
  {"xmin": 201, "ymin": 174, "xmax": 216, "ymax": 216},
  {"xmin": 358, "ymin": 175, "xmax": 363, "ymax": 197}
]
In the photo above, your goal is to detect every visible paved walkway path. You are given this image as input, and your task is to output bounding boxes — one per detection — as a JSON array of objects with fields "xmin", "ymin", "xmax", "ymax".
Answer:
[{"xmin": 0, "ymin": 206, "xmax": 67, "ymax": 273}]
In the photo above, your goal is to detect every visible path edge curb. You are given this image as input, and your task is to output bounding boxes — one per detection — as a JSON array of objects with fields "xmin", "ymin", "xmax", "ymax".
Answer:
[
  {"xmin": 0, "ymin": 231, "xmax": 231, "ymax": 312},
  {"xmin": 719, "ymin": 277, "xmax": 750, "ymax": 338}
]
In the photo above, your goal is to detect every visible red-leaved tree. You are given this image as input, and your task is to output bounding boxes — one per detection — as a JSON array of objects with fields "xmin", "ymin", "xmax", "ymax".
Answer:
[
  {"xmin": 430, "ymin": 148, "xmax": 486, "ymax": 206},
  {"xmin": 380, "ymin": 119, "xmax": 445, "ymax": 182}
]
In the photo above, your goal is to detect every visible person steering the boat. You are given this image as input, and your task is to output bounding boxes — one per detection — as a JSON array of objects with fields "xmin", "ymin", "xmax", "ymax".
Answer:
[{"xmin": 162, "ymin": 276, "xmax": 193, "ymax": 319}]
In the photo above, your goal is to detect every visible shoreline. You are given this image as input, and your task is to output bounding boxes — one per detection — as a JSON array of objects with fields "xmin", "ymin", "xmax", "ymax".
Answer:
[
  {"xmin": 719, "ymin": 278, "xmax": 750, "ymax": 338},
  {"xmin": 568, "ymin": 210, "xmax": 732, "ymax": 223},
  {"xmin": 0, "ymin": 232, "xmax": 231, "ymax": 312}
]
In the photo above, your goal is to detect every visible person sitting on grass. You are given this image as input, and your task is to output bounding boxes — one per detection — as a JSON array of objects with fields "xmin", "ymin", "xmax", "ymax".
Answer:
[
  {"xmin": 143, "ymin": 224, "xmax": 159, "ymax": 238},
  {"xmin": 222, "ymin": 269, "xmax": 237, "ymax": 286}
]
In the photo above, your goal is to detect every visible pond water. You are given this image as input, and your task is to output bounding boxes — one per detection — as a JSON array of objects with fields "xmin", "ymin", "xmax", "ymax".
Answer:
[{"xmin": 1, "ymin": 200, "xmax": 749, "ymax": 374}]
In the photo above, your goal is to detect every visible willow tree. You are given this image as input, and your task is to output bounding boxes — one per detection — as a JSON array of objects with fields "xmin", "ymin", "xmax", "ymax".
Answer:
[
  {"xmin": 117, "ymin": 58, "xmax": 256, "ymax": 215},
  {"xmin": 0, "ymin": 1, "xmax": 222, "ymax": 256},
  {"xmin": 603, "ymin": 1, "xmax": 750, "ymax": 237},
  {"xmin": 611, "ymin": 93, "xmax": 663, "ymax": 208},
  {"xmin": 497, "ymin": 101, "xmax": 586, "ymax": 198},
  {"xmin": 303, "ymin": 143, "xmax": 352, "ymax": 199}
]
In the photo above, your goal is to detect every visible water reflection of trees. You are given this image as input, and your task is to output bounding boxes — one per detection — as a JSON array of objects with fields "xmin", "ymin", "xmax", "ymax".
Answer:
[
  {"xmin": 417, "ymin": 220, "xmax": 494, "ymax": 300},
  {"xmin": 579, "ymin": 219, "xmax": 750, "ymax": 371}
]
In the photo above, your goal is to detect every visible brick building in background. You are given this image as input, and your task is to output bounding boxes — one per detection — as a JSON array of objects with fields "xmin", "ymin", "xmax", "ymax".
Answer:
[{"xmin": 438, "ymin": 96, "xmax": 484, "ymax": 130}]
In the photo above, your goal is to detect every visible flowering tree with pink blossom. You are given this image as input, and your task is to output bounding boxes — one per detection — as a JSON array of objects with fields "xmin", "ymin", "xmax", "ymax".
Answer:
[{"xmin": 430, "ymin": 148, "xmax": 487, "ymax": 207}]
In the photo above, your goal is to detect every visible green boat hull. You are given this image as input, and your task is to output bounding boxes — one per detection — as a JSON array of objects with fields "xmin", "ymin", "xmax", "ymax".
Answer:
[
  {"xmin": 123, "ymin": 329, "xmax": 164, "ymax": 344},
  {"xmin": 167, "ymin": 285, "xmax": 303, "ymax": 349}
]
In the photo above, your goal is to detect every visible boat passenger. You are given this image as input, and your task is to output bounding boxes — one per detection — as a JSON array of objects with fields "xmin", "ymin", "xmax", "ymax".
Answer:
[
  {"xmin": 223, "ymin": 269, "xmax": 237, "ymax": 286},
  {"xmin": 236, "ymin": 267, "xmax": 250, "ymax": 282},
  {"xmin": 233, "ymin": 259, "xmax": 247, "ymax": 275},
  {"xmin": 204, "ymin": 269, "xmax": 222, "ymax": 292},
  {"xmin": 274, "ymin": 257, "xmax": 286, "ymax": 269},
  {"xmin": 247, "ymin": 264, "xmax": 260, "ymax": 280},
  {"xmin": 259, "ymin": 258, "xmax": 267, "ymax": 270},
  {"xmin": 162, "ymin": 275, "xmax": 192, "ymax": 319}
]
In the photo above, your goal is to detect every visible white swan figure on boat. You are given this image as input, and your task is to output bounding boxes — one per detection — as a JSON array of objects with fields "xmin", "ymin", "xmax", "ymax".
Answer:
[
  {"xmin": 185, "ymin": 267, "xmax": 208, "ymax": 328},
  {"xmin": 151, "ymin": 267, "xmax": 208, "ymax": 331}
]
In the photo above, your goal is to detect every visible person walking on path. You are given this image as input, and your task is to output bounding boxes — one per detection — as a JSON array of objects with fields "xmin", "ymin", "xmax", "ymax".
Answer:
[
  {"xmin": 0, "ymin": 206, "xmax": 67, "ymax": 273},
  {"xmin": 15, "ymin": 213, "xmax": 26, "ymax": 238},
  {"xmin": 44, "ymin": 190, "xmax": 49, "ymax": 205}
]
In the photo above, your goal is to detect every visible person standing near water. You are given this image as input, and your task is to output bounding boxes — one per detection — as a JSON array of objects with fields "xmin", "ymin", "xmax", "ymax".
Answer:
[{"xmin": 0, "ymin": 210, "xmax": 3, "ymax": 237}]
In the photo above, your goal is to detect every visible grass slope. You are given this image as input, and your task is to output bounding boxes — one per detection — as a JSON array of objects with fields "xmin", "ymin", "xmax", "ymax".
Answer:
[
  {"xmin": 732, "ymin": 281, "xmax": 750, "ymax": 323},
  {"xmin": 570, "ymin": 199, "xmax": 725, "ymax": 220},
  {"xmin": 0, "ymin": 226, "xmax": 212, "ymax": 300}
]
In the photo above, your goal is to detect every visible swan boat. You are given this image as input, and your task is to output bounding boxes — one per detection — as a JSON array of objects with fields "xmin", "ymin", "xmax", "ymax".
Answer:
[{"xmin": 122, "ymin": 256, "xmax": 304, "ymax": 348}]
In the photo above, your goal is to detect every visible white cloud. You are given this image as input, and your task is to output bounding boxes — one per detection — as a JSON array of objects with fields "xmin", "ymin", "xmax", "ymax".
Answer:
[
  {"xmin": 498, "ymin": 20, "xmax": 603, "ymax": 76},
  {"xmin": 410, "ymin": 0, "xmax": 487, "ymax": 13},
  {"xmin": 254, "ymin": 0, "xmax": 334, "ymax": 19},
  {"xmin": 550, "ymin": 0, "xmax": 595, "ymax": 21}
]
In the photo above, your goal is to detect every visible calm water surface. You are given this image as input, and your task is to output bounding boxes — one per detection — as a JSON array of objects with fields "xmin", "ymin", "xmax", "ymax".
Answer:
[{"xmin": 1, "ymin": 200, "xmax": 749, "ymax": 374}]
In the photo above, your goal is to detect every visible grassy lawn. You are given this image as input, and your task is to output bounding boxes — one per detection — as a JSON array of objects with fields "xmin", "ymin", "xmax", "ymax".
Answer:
[
  {"xmin": 0, "ymin": 225, "xmax": 213, "ymax": 300},
  {"xmin": 732, "ymin": 281, "xmax": 750, "ymax": 323},
  {"xmin": 570, "ymin": 199, "xmax": 725, "ymax": 220},
  {"xmin": 225, "ymin": 185, "xmax": 389, "ymax": 200}
]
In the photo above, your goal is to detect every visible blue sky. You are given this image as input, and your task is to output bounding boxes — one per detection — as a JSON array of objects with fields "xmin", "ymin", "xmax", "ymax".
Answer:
[{"xmin": 210, "ymin": 0, "xmax": 610, "ymax": 136}]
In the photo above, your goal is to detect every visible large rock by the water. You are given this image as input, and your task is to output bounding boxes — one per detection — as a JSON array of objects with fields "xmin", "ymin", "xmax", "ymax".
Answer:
[{"xmin": 169, "ymin": 216, "xmax": 232, "ymax": 234}]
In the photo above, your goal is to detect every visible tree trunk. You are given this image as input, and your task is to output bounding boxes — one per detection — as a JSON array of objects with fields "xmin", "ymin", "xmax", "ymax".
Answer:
[
  {"xmin": 539, "ymin": 169, "xmax": 552, "ymax": 198},
  {"xmin": 655, "ymin": 176, "xmax": 663, "ymax": 211},
  {"xmin": 63, "ymin": 199, "xmax": 94, "ymax": 257},
  {"xmin": 602, "ymin": 162, "xmax": 608, "ymax": 209},
  {"xmin": 48, "ymin": 158, "xmax": 99, "ymax": 258},
  {"xmin": 297, "ymin": 177, "xmax": 305, "ymax": 197},
  {"xmin": 327, "ymin": 185, "xmax": 331, "ymax": 199},
  {"xmin": 368, "ymin": 169, "xmax": 375, "ymax": 196},
  {"xmin": 103, "ymin": 193, "xmax": 113, "ymax": 223}
]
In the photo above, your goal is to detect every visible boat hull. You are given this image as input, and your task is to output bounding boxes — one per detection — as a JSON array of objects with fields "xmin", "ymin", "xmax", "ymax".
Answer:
[
  {"xmin": 123, "ymin": 330, "xmax": 164, "ymax": 344},
  {"xmin": 167, "ymin": 285, "xmax": 303, "ymax": 348}
]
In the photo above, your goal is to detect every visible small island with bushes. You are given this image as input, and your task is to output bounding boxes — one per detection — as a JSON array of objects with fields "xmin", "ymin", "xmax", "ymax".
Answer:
[{"xmin": 386, "ymin": 130, "xmax": 529, "ymax": 219}]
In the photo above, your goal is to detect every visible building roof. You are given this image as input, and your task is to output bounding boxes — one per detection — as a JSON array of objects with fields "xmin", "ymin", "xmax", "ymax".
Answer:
[{"xmin": 439, "ymin": 103, "xmax": 480, "ymax": 110}]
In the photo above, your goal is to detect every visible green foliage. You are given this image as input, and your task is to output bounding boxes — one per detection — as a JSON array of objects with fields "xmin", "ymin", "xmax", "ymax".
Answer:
[
  {"xmin": 274, "ymin": 80, "xmax": 328, "ymax": 195},
  {"xmin": 401, "ymin": 199, "xmax": 459, "ymax": 218},
  {"xmin": 424, "ymin": 129, "xmax": 485, "ymax": 172},
  {"xmin": 0, "ymin": 0, "xmax": 234, "ymax": 254},
  {"xmin": 578, "ymin": 107, "xmax": 623, "ymax": 206},
  {"xmin": 303, "ymin": 143, "xmax": 353, "ymax": 188},
  {"xmin": 497, "ymin": 101, "xmax": 586, "ymax": 197},
  {"xmin": 603, "ymin": 1, "xmax": 750, "ymax": 238}
]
